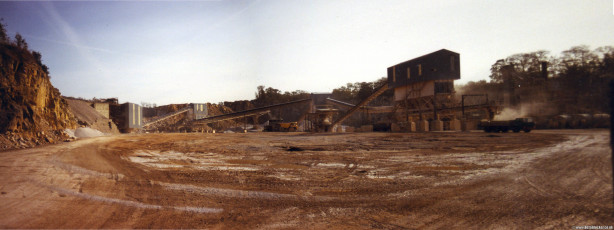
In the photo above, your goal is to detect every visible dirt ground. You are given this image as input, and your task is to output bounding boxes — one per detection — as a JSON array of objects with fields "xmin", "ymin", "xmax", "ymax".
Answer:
[{"xmin": 0, "ymin": 130, "xmax": 612, "ymax": 229}]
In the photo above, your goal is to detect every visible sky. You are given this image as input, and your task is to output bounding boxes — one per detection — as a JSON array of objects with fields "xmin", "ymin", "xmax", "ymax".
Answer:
[{"xmin": 0, "ymin": 0, "xmax": 613, "ymax": 105}]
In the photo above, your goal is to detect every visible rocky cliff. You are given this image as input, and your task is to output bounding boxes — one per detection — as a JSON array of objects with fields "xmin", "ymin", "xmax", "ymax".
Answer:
[{"xmin": 0, "ymin": 44, "xmax": 76, "ymax": 149}]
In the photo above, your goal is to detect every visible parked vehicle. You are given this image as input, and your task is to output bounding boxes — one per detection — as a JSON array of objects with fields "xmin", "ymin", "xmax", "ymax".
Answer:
[
  {"xmin": 479, "ymin": 118, "xmax": 535, "ymax": 133},
  {"xmin": 263, "ymin": 119, "xmax": 298, "ymax": 132}
]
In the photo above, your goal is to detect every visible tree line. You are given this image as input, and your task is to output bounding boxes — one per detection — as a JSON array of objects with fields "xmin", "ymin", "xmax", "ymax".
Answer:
[
  {"xmin": 252, "ymin": 85, "xmax": 310, "ymax": 107},
  {"xmin": 253, "ymin": 44, "xmax": 614, "ymax": 119},
  {"xmin": 460, "ymin": 45, "xmax": 614, "ymax": 115}
]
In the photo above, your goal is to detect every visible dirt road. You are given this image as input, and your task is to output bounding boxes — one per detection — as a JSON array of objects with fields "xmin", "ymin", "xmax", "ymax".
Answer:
[{"xmin": 0, "ymin": 130, "xmax": 612, "ymax": 229}]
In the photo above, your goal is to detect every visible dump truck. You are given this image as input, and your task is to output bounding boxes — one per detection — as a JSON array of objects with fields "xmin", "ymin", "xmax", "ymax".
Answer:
[
  {"xmin": 264, "ymin": 119, "xmax": 298, "ymax": 132},
  {"xmin": 479, "ymin": 118, "xmax": 535, "ymax": 133}
]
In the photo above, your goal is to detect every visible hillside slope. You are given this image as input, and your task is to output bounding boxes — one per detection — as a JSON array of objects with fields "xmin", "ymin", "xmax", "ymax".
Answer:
[{"xmin": 65, "ymin": 98, "xmax": 119, "ymax": 134}]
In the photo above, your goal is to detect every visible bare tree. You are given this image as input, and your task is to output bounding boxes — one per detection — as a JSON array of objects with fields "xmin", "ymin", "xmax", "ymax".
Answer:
[
  {"xmin": 561, "ymin": 45, "xmax": 599, "ymax": 69},
  {"xmin": 489, "ymin": 51, "xmax": 551, "ymax": 84}
]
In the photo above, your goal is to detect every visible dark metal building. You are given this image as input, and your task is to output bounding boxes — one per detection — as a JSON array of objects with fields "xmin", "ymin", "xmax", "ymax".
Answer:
[
  {"xmin": 384, "ymin": 49, "xmax": 463, "ymax": 125},
  {"xmin": 387, "ymin": 49, "xmax": 460, "ymax": 89}
]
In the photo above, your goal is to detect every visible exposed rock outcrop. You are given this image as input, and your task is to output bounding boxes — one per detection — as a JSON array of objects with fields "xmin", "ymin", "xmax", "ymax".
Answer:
[{"xmin": 0, "ymin": 44, "xmax": 76, "ymax": 150}]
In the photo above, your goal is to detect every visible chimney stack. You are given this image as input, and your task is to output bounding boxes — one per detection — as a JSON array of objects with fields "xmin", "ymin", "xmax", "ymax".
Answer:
[{"xmin": 541, "ymin": 62, "xmax": 548, "ymax": 81}]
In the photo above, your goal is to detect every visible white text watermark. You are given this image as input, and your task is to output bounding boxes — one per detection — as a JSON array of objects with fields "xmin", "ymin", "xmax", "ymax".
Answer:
[{"xmin": 574, "ymin": 226, "xmax": 613, "ymax": 230}]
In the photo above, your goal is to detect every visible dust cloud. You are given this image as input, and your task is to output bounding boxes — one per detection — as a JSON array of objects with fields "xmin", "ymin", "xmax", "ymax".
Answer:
[
  {"xmin": 494, "ymin": 102, "xmax": 556, "ymax": 120},
  {"xmin": 495, "ymin": 108, "xmax": 525, "ymax": 121}
]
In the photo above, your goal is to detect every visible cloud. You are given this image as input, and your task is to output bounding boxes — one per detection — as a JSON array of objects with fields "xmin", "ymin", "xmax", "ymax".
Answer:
[{"xmin": 40, "ymin": 2, "xmax": 110, "ymax": 75}]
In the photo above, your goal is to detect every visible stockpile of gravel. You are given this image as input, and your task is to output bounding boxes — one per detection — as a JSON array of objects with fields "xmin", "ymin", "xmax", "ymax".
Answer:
[
  {"xmin": 67, "ymin": 127, "xmax": 105, "ymax": 138},
  {"xmin": 65, "ymin": 99, "xmax": 120, "ymax": 134}
]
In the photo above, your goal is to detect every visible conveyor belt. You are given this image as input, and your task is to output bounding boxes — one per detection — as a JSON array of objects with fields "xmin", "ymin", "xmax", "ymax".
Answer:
[
  {"xmin": 143, "ymin": 106, "xmax": 190, "ymax": 127},
  {"xmin": 330, "ymin": 83, "xmax": 389, "ymax": 130},
  {"xmin": 325, "ymin": 98, "xmax": 393, "ymax": 113},
  {"xmin": 191, "ymin": 99, "xmax": 312, "ymax": 125}
]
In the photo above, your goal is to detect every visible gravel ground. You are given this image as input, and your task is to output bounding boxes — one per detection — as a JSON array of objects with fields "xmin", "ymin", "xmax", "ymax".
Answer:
[{"xmin": 0, "ymin": 130, "xmax": 611, "ymax": 229}]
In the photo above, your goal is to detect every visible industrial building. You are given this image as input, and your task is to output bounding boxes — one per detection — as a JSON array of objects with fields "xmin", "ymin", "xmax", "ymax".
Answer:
[
  {"xmin": 387, "ymin": 49, "xmax": 459, "ymax": 107},
  {"xmin": 384, "ymin": 49, "xmax": 464, "ymax": 131},
  {"xmin": 110, "ymin": 102, "xmax": 143, "ymax": 133},
  {"xmin": 192, "ymin": 103, "xmax": 208, "ymax": 120},
  {"xmin": 388, "ymin": 49, "xmax": 460, "ymax": 99},
  {"xmin": 109, "ymin": 50, "xmax": 498, "ymax": 133}
]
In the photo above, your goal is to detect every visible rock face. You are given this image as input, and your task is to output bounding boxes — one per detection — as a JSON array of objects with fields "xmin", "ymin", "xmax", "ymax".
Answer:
[{"xmin": 0, "ymin": 44, "xmax": 76, "ymax": 139}]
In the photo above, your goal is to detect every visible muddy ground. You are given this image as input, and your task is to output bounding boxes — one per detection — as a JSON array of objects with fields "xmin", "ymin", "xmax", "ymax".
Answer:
[{"xmin": 0, "ymin": 130, "xmax": 612, "ymax": 229}]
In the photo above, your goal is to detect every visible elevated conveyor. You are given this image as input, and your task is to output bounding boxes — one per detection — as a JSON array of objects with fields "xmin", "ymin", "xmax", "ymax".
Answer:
[
  {"xmin": 330, "ymin": 83, "xmax": 389, "ymax": 131},
  {"xmin": 191, "ymin": 98, "xmax": 312, "ymax": 125},
  {"xmin": 325, "ymin": 98, "xmax": 356, "ymax": 108},
  {"xmin": 143, "ymin": 106, "xmax": 190, "ymax": 128},
  {"xmin": 325, "ymin": 98, "xmax": 393, "ymax": 114}
]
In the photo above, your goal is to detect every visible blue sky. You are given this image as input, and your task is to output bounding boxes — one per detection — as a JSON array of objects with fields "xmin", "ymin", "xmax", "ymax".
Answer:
[{"xmin": 1, "ymin": 0, "xmax": 613, "ymax": 105}]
